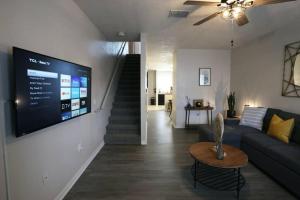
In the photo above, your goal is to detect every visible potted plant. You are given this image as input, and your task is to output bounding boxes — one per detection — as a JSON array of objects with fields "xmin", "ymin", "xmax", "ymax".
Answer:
[{"xmin": 227, "ymin": 92, "xmax": 236, "ymax": 118}]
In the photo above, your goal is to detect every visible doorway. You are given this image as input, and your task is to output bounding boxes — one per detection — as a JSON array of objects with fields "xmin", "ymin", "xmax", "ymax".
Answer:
[{"xmin": 147, "ymin": 70, "xmax": 173, "ymax": 113}]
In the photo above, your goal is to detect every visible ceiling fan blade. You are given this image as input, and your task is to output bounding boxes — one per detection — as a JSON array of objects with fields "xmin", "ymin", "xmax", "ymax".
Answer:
[
  {"xmin": 194, "ymin": 12, "xmax": 221, "ymax": 26},
  {"xmin": 253, "ymin": 0, "xmax": 296, "ymax": 6},
  {"xmin": 184, "ymin": 0, "xmax": 220, "ymax": 6},
  {"xmin": 236, "ymin": 13, "xmax": 249, "ymax": 26}
]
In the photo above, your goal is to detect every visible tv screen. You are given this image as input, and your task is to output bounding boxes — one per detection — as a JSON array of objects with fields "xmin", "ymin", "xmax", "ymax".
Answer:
[{"xmin": 14, "ymin": 47, "xmax": 92, "ymax": 137}]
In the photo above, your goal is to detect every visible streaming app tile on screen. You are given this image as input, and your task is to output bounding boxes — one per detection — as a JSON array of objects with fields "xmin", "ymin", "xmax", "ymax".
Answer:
[
  {"xmin": 61, "ymin": 100, "xmax": 71, "ymax": 112},
  {"xmin": 61, "ymin": 88, "xmax": 71, "ymax": 100},
  {"xmin": 71, "ymin": 76, "xmax": 80, "ymax": 88},
  {"xmin": 72, "ymin": 110, "xmax": 80, "ymax": 117},
  {"xmin": 61, "ymin": 112, "xmax": 71, "ymax": 121},
  {"xmin": 80, "ymin": 77, "xmax": 88, "ymax": 88},
  {"xmin": 80, "ymin": 88, "xmax": 87, "ymax": 98},
  {"xmin": 80, "ymin": 98, "xmax": 87, "ymax": 108},
  {"xmin": 80, "ymin": 108, "xmax": 87, "ymax": 115},
  {"xmin": 71, "ymin": 99, "xmax": 80, "ymax": 110},
  {"xmin": 60, "ymin": 74, "xmax": 71, "ymax": 87},
  {"xmin": 71, "ymin": 88, "xmax": 80, "ymax": 99}
]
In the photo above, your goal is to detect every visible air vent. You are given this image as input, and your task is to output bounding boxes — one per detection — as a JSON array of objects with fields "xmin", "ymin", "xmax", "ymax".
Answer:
[{"xmin": 168, "ymin": 10, "xmax": 190, "ymax": 18}]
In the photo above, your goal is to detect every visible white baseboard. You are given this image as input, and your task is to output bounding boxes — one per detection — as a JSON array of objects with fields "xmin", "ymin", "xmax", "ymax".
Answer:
[{"xmin": 54, "ymin": 141, "xmax": 104, "ymax": 200}]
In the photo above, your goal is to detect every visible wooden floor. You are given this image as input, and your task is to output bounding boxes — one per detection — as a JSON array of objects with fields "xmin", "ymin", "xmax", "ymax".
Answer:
[{"xmin": 64, "ymin": 111, "xmax": 296, "ymax": 200}]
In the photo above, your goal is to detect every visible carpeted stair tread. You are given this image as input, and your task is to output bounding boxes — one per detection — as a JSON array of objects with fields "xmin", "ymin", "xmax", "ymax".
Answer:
[{"xmin": 105, "ymin": 54, "xmax": 141, "ymax": 145}]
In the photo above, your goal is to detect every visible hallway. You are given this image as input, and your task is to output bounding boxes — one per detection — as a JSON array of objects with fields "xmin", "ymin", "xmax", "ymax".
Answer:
[{"xmin": 65, "ymin": 111, "xmax": 296, "ymax": 200}]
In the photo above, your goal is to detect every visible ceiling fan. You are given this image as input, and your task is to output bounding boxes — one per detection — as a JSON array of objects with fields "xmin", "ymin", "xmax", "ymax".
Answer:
[{"xmin": 184, "ymin": 0, "xmax": 296, "ymax": 26}]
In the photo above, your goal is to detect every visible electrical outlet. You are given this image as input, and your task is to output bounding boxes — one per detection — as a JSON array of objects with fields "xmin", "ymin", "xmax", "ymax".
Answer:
[
  {"xmin": 77, "ymin": 143, "xmax": 83, "ymax": 152},
  {"xmin": 42, "ymin": 174, "xmax": 49, "ymax": 185}
]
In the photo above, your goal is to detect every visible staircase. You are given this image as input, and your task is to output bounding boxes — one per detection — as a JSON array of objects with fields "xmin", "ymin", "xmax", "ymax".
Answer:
[{"xmin": 104, "ymin": 54, "xmax": 141, "ymax": 144}]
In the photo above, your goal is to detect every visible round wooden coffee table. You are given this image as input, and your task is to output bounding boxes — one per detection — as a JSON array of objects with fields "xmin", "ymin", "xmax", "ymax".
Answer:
[{"xmin": 189, "ymin": 142, "xmax": 248, "ymax": 199}]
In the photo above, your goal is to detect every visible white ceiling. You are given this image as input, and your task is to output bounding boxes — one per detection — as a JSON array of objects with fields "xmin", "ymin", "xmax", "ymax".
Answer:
[{"xmin": 74, "ymin": 0, "xmax": 300, "ymax": 70}]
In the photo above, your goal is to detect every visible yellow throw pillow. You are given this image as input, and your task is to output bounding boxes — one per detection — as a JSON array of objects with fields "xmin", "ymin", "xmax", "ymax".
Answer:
[{"xmin": 267, "ymin": 114, "xmax": 295, "ymax": 144}]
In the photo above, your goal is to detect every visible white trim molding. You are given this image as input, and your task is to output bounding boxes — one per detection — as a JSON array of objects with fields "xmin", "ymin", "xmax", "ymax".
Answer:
[{"xmin": 54, "ymin": 141, "xmax": 104, "ymax": 200}]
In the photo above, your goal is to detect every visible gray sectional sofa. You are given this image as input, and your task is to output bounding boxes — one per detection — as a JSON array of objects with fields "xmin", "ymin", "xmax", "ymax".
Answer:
[{"xmin": 198, "ymin": 108, "xmax": 300, "ymax": 198}]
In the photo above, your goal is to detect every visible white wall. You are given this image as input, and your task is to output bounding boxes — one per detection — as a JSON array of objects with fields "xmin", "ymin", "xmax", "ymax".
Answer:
[
  {"xmin": 147, "ymin": 70, "xmax": 156, "ymax": 105},
  {"xmin": 156, "ymin": 70, "xmax": 173, "ymax": 94},
  {"xmin": 0, "ymin": 1, "xmax": 121, "ymax": 200},
  {"xmin": 174, "ymin": 49, "xmax": 231, "ymax": 128},
  {"xmin": 231, "ymin": 21, "xmax": 300, "ymax": 114},
  {"xmin": 0, "ymin": 103, "xmax": 7, "ymax": 200},
  {"xmin": 141, "ymin": 33, "xmax": 148, "ymax": 145}
]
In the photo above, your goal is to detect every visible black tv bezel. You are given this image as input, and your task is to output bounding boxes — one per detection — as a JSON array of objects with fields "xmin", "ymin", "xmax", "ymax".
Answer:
[{"xmin": 13, "ymin": 47, "xmax": 92, "ymax": 137}]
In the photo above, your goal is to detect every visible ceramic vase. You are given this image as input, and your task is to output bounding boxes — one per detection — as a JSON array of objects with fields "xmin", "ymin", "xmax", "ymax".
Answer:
[{"xmin": 214, "ymin": 113, "xmax": 224, "ymax": 160}]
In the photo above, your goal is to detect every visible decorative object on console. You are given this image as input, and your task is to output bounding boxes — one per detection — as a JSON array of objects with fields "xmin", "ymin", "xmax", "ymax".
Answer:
[
  {"xmin": 282, "ymin": 41, "xmax": 300, "ymax": 97},
  {"xmin": 214, "ymin": 113, "xmax": 225, "ymax": 160},
  {"xmin": 193, "ymin": 99, "xmax": 204, "ymax": 107},
  {"xmin": 267, "ymin": 114, "xmax": 295, "ymax": 144},
  {"xmin": 185, "ymin": 96, "xmax": 192, "ymax": 108},
  {"xmin": 199, "ymin": 68, "xmax": 211, "ymax": 86},
  {"xmin": 227, "ymin": 92, "xmax": 236, "ymax": 118},
  {"xmin": 239, "ymin": 107, "xmax": 267, "ymax": 130}
]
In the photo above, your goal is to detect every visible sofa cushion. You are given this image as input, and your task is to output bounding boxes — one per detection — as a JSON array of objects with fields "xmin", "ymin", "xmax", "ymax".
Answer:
[
  {"xmin": 240, "ymin": 107, "xmax": 267, "ymax": 130},
  {"xmin": 236, "ymin": 125, "xmax": 262, "ymax": 135},
  {"xmin": 198, "ymin": 124, "xmax": 260, "ymax": 148},
  {"xmin": 242, "ymin": 132, "xmax": 282, "ymax": 152},
  {"xmin": 242, "ymin": 133, "xmax": 300, "ymax": 174},
  {"xmin": 279, "ymin": 111, "xmax": 300, "ymax": 145},
  {"xmin": 267, "ymin": 114, "xmax": 295, "ymax": 144},
  {"xmin": 264, "ymin": 143, "xmax": 300, "ymax": 174},
  {"xmin": 262, "ymin": 108, "xmax": 282, "ymax": 133}
]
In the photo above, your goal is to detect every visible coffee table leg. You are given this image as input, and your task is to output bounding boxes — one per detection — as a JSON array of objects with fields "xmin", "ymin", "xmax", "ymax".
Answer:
[
  {"xmin": 194, "ymin": 160, "xmax": 197, "ymax": 188},
  {"xmin": 237, "ymin": 168, "xmax": 240, "ymax": 199}
]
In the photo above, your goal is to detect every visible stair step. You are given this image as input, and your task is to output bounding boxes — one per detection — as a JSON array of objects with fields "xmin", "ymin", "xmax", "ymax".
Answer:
[
  {"xmin": 119, "ymin": 78, "xmax": 140, "ymax": 83},
  {"xmin": 114, "ymin": 95, "xmax": 140, "ymax": 101},
  {"xmin": 118, "ymin": 84, "xmax": 140, "ymax": 89},
  {"xmin": 109, "ymin": 116, "xmax": 140, "ymax": 124},
  {"xmin": 119, "ymin": 79, "xmax": 140, "ymax": 83},
  {"xmin": 107, "ymin": 123, "xmax": 139, "ymax": 131},
  {"xmin": 118, "ymin": 83, "xmax": 140, "ymax": 87},
  {"xmin": 116, "ymin": 91, "xmax": 140, "ymax": 96},
  {"xmin": 122, "ymin": 71, "xmax": 140, "ymax": 74},
  {"xmin": 111, "ymin": 108, "xmax": 140, "ymax": 115},
  {"xmin": 105, "ymin": 54, "xmax": 141, "ymax": 145},
  {"xmin": 113, "ymin": 102, "xmax": 140, "ymax": 109},
  {"xmin": 114, "ymin": 99, "xmax": 139, "ymax": 103},
  {"xmin": 104, "ymin": 133, "xmax": 140, "ymax": 145}
]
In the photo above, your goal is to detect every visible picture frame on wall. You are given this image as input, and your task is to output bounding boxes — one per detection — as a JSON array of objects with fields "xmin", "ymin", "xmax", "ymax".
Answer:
[{"xmin": 199, "ymin": 68, "xmax": 211, "ymax": 86}]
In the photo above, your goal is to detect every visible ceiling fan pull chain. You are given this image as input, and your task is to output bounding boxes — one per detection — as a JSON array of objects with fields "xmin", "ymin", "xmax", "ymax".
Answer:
[{"xmin": 231, "ymin": 20, "xmax": 235, "ymax": 48}]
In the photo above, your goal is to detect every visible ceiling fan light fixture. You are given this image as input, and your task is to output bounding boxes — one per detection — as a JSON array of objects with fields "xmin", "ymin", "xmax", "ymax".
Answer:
[
  {"xmin": 243, "ymin": 0, "xmax": 254, "ymax": 7},
  {"xmin": 222, "ymin": 9, "xmax": 231, "ymax": 18}
]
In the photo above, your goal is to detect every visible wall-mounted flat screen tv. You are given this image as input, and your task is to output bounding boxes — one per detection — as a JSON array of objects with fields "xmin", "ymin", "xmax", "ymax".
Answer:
[{"xmin": 14, "ymin": 47, "xmax": 92, "ymax": 137}]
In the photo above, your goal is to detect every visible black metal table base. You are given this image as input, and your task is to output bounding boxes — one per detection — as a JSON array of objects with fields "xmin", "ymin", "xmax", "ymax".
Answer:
[{"xmin": 191, "ymin": 161, "xmax": 246, "ymax": 199}]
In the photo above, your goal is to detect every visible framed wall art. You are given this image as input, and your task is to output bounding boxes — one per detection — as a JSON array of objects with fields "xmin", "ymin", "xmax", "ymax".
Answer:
[{"xmin": 199, "ymin": 68, "xmax": 211, "ymax": 86}]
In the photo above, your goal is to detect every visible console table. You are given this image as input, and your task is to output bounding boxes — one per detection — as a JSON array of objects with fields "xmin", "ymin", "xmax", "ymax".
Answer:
[{"xmin": 185, "ymin": 106, "xmax": 213, "ymax": 128}]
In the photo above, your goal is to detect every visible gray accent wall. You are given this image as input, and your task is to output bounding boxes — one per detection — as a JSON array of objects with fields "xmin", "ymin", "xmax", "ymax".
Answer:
[
  {"xmin": 231, "ymin": 19, "xmax": 300, "ymax": 114},
  {"xmin": 0, "ymin": 0, "xmax": 122, "ymax": 199}
]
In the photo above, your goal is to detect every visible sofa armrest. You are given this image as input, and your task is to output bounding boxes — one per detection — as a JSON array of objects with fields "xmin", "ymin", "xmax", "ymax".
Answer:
[{"xmin": 224, "ymin": 118, "xmax": 240, "ymax": 126}]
